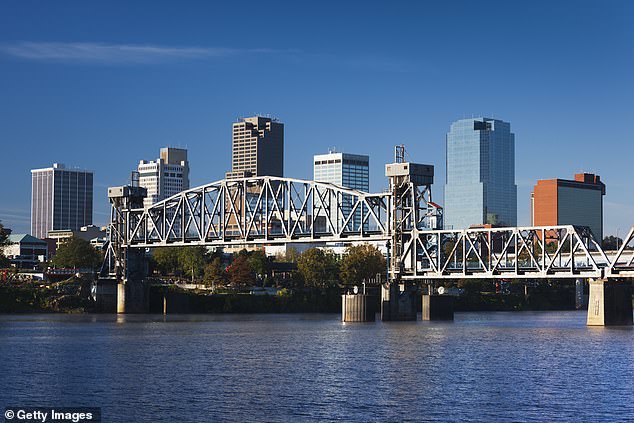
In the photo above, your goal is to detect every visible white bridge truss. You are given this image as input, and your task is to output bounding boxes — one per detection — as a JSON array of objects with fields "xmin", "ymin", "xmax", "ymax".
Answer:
[
  {"xmin": 398, "ymin": 225, "xmax": 634, "ymax": 280},
  {"xmin": 104, "ymin": 176, "xmax": 634, "ymax": 280},
  {"xmin": 122, "ymin": 177, "xmax": 391, "ymax": 246}
]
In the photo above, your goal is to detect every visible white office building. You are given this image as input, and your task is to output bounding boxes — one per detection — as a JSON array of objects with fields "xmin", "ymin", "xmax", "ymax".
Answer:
[
  {"xmin": 313, "ymin": 151, "xmax": 369, "ymax": 230},
  {"xmin": 31, "ymin": 163, "xmax": 93, "ymax": 239},
  {"xmin": 137, "ymin": 147, "xmax": 190, "ymax": 208}
]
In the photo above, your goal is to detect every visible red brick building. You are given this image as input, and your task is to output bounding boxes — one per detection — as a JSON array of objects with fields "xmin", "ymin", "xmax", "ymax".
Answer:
[{"xmin": 530, "ymin": 173, "xmax": 605, "ymax": 240}]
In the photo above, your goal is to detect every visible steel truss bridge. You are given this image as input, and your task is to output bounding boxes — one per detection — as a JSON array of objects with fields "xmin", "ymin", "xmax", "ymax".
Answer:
[{"xmin": 103, "ymin": 175, "xmax": 634, "ymax": 281}]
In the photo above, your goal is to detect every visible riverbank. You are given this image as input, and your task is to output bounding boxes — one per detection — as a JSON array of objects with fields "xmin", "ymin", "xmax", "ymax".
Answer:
[
  {"xmin": 151, "ymin": 286, "xmax": 342, "ymax": 313},
  {"xmin": 2, "ymin": 282, "xmax": 622, "ymax": 314},
  {"xmin": 0, "ymin": 283, "xmax": 92, "ymax": 313}
]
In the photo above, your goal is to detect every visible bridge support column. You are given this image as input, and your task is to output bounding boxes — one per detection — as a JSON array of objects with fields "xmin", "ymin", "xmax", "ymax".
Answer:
[
  {"xmin": 381, "ymin": 283, "xmax": 417, "ymax": 321},
  {"xmin": 422, "ymin": 294, "xmax": 454, "ymax": 321},
  {"xmin": 117, "ymin": 280, "xmax": 150, "ymax": 314},
  {"xmin": 587, "ymin": 279, "xmax": 632, "ymax": 326},
  {"xmin": 342, "ymin": 294, "xmax": 377, "ymax": 322},
  {"xmin": 116, "ymin": 247, "xmax": 150, "ymax": 314}
]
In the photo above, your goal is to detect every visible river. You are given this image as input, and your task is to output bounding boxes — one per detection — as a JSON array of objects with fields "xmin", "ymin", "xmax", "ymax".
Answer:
[{"xmin": 0, "ymin": 311, "xmax": 632, "ymax": 422}]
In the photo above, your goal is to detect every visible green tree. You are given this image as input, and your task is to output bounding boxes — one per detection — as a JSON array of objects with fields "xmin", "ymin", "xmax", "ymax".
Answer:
[
  {"xmin": 0, "ymin": 222, "xmax": 8, "ymax": 246},
  {"xmin": 152, "ymin": 247, "xmax": 180, "ymax": 275},
  {"xmin": 297, "ymin": 248, "xmax": 339, "ymax": 288},
  {"xmin": 228, "ymin": 255, "xmax": 255, "ymax": 288},
  {"xmin": 340, "ymin": 244, "xmax": 386, "ymax": 286},
  {"xmin": 545, "ymin": 241, "xmax": 557, "ymax": 254},
  {"xmin": 284, "ymin": 247, "xmax": 300, "ymax": 263},
  {"xmin": 204, "ymin": 257, "xmax": 225, "ymax": 289},
  {"xmin": 248, "ymin": 250, "xmax": 269, "ymax": 284},
  {"xmin": 0, "ymin": 222, "xmax": 10, "ymax": 268},
  {"xmin": 51, "ymin": 236, "xmax": 102, "ymax": 269},
  {"xmin": 179, "ymin": 246, "xmax": 208, "ymax": 282},
  {"xmin": 602, "ymin": 235, "xmax": 623, "ymax": 251}
]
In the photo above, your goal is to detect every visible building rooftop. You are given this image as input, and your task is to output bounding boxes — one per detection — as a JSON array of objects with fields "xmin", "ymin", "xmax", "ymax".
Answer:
[
  {"xmin": 7, "ymin": 234, "xmax": 46, "ymax": 244},
  {"xmin": 31, "ymin": 164, "xmax": 93, "ymax": 173},
  {"xmin": 534, "ymin": 173, "xmax": 606, "ymax": 195}
]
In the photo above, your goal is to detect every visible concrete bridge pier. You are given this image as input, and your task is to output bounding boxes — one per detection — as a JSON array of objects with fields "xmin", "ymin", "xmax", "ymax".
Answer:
[
  {"xmin": 117, "ymin": 280, "xmax": 150, "ymax": 313},
  {"xmin": 587, "ymin": 279, "xmax": 633, "ymax": 326},
  {"xmin": 116, "ymin": 248, "xmax": 150, "ymax": 314},
  {"xmin": 380, "ymin": 282, "xmax": 417, "ymax": 321},
  {"xmin": 342, "ymin": 294, "xmax": 377, "ymax": 322},
  {"xmin": 422, "ymin": 294, "xmax": 454, "ymax": 320}
]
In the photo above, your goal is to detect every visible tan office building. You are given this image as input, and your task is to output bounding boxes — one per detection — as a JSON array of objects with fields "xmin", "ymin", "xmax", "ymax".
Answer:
[{"xmin": 226, "ymin": 116, "xmax": 284, "ymax": 179}]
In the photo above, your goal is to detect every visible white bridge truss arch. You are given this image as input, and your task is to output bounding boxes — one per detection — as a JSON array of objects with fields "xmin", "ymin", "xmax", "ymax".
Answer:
[
  {"xmin": 104, "ymin": 176, "xmax": 634, "ymax": 280},
  {"xmin": 122, "ymin": 176, "xmax": 392, "ymax": 247}
]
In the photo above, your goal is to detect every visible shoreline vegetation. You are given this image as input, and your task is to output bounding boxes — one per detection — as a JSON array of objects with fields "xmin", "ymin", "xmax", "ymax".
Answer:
[{"xmin": 0, "ymin": 278, "xmax": 591, "ymax": 314}]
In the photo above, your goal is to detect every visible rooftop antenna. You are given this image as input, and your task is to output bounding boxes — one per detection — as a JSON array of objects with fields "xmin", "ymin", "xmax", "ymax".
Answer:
[{"xmin": 395, "ymin": 144, "xmax": 405, "ymax": 163}]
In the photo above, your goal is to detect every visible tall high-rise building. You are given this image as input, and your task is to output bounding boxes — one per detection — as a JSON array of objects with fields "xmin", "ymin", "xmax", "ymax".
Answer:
[
  {"xmin": 444, "ymin": 118, "xmax": 517, "ymax": 229},
  {"xmin": 226, "ymin": 116, "xmax": 284, "ymax": 179},
  {"xmin": 314, "ymin": 151, "xmax": 369, "ymax": 191},
  {"xmin": 531, "ymin": 173, "xmax": 605, "ymax": 240},
  {"xmin": 314, "ymin": 151, "xmax": 369, "ymax": 229},
  {"xmin": 137, "ymin": 147, "xmax": 190, "ymax": 208},
  {"xmin": 31, "ymin": 163, "xmax": 93, "ymax": 239}
]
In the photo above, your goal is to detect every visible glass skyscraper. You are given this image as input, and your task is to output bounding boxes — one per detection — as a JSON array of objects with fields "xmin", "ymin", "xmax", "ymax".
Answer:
[{"xmin": 444, "ymin": 118, "xmax": 517, "ymax": 229}]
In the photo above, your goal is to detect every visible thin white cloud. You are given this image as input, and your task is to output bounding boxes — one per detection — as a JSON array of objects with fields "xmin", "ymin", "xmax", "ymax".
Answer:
[
  {"xmin": 0, "ymin": 41, "xmax": 410, "ymax": 72},
  {"xmin": 0, "ymin": 41, "xmax": 278, "ymax": 64}
]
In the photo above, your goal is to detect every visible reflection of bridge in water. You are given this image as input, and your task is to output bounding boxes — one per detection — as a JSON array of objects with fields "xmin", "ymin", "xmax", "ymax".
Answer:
[{"xmin": 102, "ymin": 155, "xmax": 634, "ymax": 325}]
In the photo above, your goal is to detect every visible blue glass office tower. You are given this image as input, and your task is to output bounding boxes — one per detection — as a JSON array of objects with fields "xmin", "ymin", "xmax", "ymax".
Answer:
[{"xmin": 444, "ymin": 118, "xmax": 517, "ymax": 229}]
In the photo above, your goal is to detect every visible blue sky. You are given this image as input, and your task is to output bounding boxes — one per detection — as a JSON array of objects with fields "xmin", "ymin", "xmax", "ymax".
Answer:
[{"xmin": 1, "ymin": 0, "xmax": 632, "ymax": 237}]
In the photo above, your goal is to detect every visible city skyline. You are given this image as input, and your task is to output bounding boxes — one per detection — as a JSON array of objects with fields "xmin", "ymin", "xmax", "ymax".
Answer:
[{"xmin": 1, "ymin": 1, "xmax": 632, "ymax": 238}]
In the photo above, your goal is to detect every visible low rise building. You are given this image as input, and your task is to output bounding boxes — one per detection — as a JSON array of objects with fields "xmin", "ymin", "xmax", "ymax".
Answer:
[
  {"xmin": 2, "ymin": 234, "xmax": 48, "ymax": 269},
  {"xmin": 47, "ymin": 225, "xmax": 107, "ymax": 255},
  {"xmin": 530, "ymin": 173, "xmax": 605, "ymax": 240}
]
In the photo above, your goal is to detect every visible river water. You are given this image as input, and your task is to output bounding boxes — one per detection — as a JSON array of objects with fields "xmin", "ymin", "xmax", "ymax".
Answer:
[{"xmin": 0, "ymin": 311, "xmax": 632, "ymax": 422}]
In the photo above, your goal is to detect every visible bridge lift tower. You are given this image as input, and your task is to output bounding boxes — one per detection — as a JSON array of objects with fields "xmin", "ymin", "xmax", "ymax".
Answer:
[
  {"xmin": 105, "ymin": 185, "xmax": 149, "ymax": 313},
  {"xmin": 382, "ymin": 145, "xmax": 437, "ymax": 320}
]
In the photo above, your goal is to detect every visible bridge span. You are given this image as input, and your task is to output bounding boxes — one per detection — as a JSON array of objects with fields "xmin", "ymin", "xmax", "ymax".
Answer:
[{"xmin": 101, "ymin": 158, "xmax": 634, "ymax": 325}]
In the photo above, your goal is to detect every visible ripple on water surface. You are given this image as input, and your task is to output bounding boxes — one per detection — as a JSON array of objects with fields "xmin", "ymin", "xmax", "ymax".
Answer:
[{"xmin": 0, "ymin": 311, "xmax": 632, "ymax": 422}]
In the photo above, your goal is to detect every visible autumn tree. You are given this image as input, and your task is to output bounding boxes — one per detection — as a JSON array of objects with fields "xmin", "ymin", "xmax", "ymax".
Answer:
[
  {"xmin": 340, "ymin": 244, "xmax": 386, "ymax": 286},
  {"xmin": 228, "ymin": 255, "xmax": 255, "ymax": 288},
  {"xmin": 297, "ymin": 248, "xmax": 339, "ymax": 288}
]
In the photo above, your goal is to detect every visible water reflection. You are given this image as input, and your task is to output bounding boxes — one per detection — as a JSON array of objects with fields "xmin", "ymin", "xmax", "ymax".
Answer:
[{"xmin": 0, "ymin": 311, "xmax": 632, "ymax": 422}]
